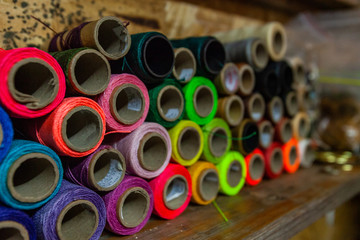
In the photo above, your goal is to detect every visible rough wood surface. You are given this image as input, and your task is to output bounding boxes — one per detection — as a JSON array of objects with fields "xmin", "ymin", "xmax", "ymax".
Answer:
[{"xmin": 101, "ymin": 165, "xmax": 360, "ymax": 240}]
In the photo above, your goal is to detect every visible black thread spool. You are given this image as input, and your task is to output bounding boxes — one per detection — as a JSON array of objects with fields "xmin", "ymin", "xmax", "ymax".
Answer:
[
  {"xmin": 255, "ymin": 65, "xmax": 281, "ymax": 101},
  {"xmin": 268, "ymin": 61, "xmax": 294, "ymax": 95}
]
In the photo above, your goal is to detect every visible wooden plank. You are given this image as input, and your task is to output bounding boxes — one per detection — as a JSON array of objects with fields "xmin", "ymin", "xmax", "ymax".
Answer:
[{"xmin": 101, "ymin": 166, "xmax": 360, "ymax": 240}]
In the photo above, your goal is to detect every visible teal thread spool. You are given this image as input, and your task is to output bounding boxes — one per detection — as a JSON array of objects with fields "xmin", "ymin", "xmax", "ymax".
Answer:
[
  {"xmin": 119, "ymin": 32, "xmax": 175, "ymax": 85},
  {"xmin": 183, "ymin": 76, "xmax": 218, "ymax": 125},
  {"xmin": 51, "ymin": 48, "xmax": 110, "ymax": 96},
  {"xmin": 146, "ymin": 79, "xmax": 185, "ymax": 128},
  {"xmin": 171, "ymin": 36, "xmax": 225, "ymax": 78}
]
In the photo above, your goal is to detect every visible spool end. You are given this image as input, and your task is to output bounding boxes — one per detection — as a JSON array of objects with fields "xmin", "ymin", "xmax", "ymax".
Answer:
[
  {"xmin": 249, "ymin": 153, "xmax": 265, "ymax": 181},
  {"xmin": 238, "ymin": 64, "xmax": 255, "ymax": 96},
  {"xmin": 157, "ymin": 85, "xmax": 184, "ymax": 122},
  {"xmin": 225, "ymin": 95, "xmax": 244, "ymax": 127},
  {"xmin": 203, "ymin": 38, "xmax": 225, "ymax": 75},
  {"xmin": 209, "ymin": 127, "xmax": 229, "ymax": 158},
  {"xmin": 193, "ymin": 85, "xmax": 215, "ymax": 118},
  {"xmin": 0, "ymin": 221, "xmax": 30, "ymax": 240},
  {"xmin": 178, "ymin": 127, "xmax": 201, "ymax": 161},
  {"xmin": 227, "ymin": 160, "xmax": 243, "ymax": 188},
  {"xmin": 173, "ymin": 48, "xmax": 196, "ymax": 83},
  {"xmin": 198, "ymin": 168, "xmax": 219, "ymax": 202},
  {"xmin": 270, "ymin": 148, "xmax": 283, "ymax": 174},
  {"xmin": 163, "ymin": 175, "xmax": 188, "ymax": 210},
  {"xmin": 251, "ymin": 39, "xmax": 269, "ymax": 70},
  {"xmin": 248, "ymin": 93, "xmax": 265, "ymax": 122}
]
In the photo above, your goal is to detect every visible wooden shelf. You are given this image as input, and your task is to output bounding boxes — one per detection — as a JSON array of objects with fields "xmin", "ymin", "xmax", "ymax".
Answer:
[{"xmin": 101, "ymin": 165, "xmax": 360, "ymax": 240}]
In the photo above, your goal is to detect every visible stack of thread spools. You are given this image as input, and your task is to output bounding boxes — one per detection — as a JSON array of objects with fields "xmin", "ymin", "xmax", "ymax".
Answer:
[{"xmin": 0, "ymin": 16, "xmax": 315, "ymax": 239}]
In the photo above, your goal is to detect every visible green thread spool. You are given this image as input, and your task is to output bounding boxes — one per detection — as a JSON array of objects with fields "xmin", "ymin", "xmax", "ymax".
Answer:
[
  {"xmin": 201, "ymin": 118, "xmax": 232, "ymax": 164},
  {"xmin": 183, "ymin": 76, "xmax": 218, "ymax": 126},
  {"xmin": 171, "ymin": 36, "xmax": 225, "ymax": 78},
  {"xmin": 146, "ymin": 79, "xmax": 185, "ymax": 128},
  {"xmin": 51, "ymin": 48, "xmax": 110, "ymax": 96},
  {"xmin": 172, "ymin": 48, "xmax": 197, "ymax": 84},
  {"xmin": 120, "ymin": 32, "xmax": 175, "ymax": 85}
]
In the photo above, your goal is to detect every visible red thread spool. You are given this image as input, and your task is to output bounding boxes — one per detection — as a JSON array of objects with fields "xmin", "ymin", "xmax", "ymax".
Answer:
[
  {"xmin": 262, "ymin": 142, "xmax": 284, "ymax": 179},
  {"xmin": 31, "ymin": 97, "xmax": 106, "ymax": 157},
  {"xmin": 149, "ymin": 163, "xmax": 192, "ymax": 220},
  {"xmin": 245, "ymin": 148, "xmax": 265, "ymax": 186},
  {"xmin": 282, "ymin": 138, "xmax": 300, "ymax": 173}
]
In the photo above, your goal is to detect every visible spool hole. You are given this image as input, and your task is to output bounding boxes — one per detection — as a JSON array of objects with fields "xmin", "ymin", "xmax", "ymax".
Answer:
[
  {"xmin": 144, "ymin": 35, "xmax": 174, "ymax": 78},
  {"xmin": 164, "ymin": 175, "xmax": 188, "ymax": 210},
  {"xmin": 227, "ymin": 96, "xmax": 243, "ymax": 126},
  {"xmin": 266, "ymin": 72, "xmax": 279, "ymax": 97},
  {"xmin": 199, "ymin": 169, "xmax": 219, "ymax": 201},
  {"xmin": 251, "ymin": 95, "xmax": 264, "ymax": 121},
  {"xmin": 204, "ymin": 39, "xmax": 225, "ymax": 74},
  {"xmin": 239, "ymin": 67, "xmax": 254, "ymax": 95},
  {"xmin": 64, "ymin": 107, "xmax": 102, "ymax": 152},
  {"xmin": 260, "ymin": 124, "xmax": 272, "ymax": 148},
  {"xmin": 282, "ymin": 120, "xmax": 292, "ymax": 143},
  {"xmin": 254, "ymin": 41, "xmax": 268, "ymax": 69},
  {"xmin": 158, "ymin": 86, "xmax": 183, "ymax": 122},
  {"xmin": 287, "ymin": 92, "xmax": 298, "ymax": 116},
  {"xmin": 194, "ymin": 86, "xmax": 214, "ymax": 118},
  {"xmin": 210, "ymin": 128, "xmax": 228, "ymax": 158},
  {"xmin": 273, "ymin": 31, "xmax": 284, "ymax": 55},
  {"xmin": 305, "ymin": 144, "xmax": 315, "ymax": 165},
  {"xmin": 139, "ymin": 133, "xmax": 168, "ymax": 171},
  {"xmin": 178, "ymin": 127, "xmax": 201, "ymax": 160},
  {"xmin": 299, "ymin": 118, "xmax": 307, "ymax": 138},
  {"xmin": 297, "ymin": 65, "xmax": 305, "ymax": 83},
  {"xmin": 57, "ymin": 200, "xmax": 98, "ymax": 240},
  {"xmin": 289, "ymin": 146, "xmax": 297, "ymax": 165},
  {"xmin": 227, "ymin": 160, "xmax": 242, "ymax": 187},
  {"xmin": 272, "ymin": 98, "xmax": 283, "ymax": 122},
  {"xmin": 9, "ymin": 153, "xmax": 58, "ymax": 203},
  {"xmin": 250, "ymin": 154, "xmax": 264, "ymax": 180},
  {"xmin": 270, "ymin": 149, "xmax": 283, "ymax": 174},
  {"xmin": 0, "ymin": 221, "xmax": 29, "ymax": 240},
  {"xmin": 0, "ymin": 124, "xmax": 3, "ymax": 147},
  {"xmin": 173, "ymin": 48, "xmax": 195, "ymax": 82},
  {"xmin": 283, "ymin": 65, "xmax": 293, "ymax": 87},
  {"xmin": 243, "ymin": 122, "xmax": 259, "ymax": 154}
]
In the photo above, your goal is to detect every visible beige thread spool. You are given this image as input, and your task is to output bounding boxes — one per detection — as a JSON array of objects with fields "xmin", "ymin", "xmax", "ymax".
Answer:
[{"xmin": 216, "ymin": 95, "xmax": 244, "ymax": 127}]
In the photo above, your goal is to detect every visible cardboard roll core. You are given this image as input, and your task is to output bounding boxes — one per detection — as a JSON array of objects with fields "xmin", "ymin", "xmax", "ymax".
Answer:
[
  {"xmin": 238, "ymin": 64, "xmax": 255, "ymax": 96},
  {"xmin": 163, "ymin": 175, "xmax": 188, "ymax": 210},
  {"xmin": 178, "ymin": 127, "xmax": 201, "ymax": 160},
  {"xmin": 70, "ymin": 49, "xmax": 110, "ymax": 95},
  {"xmin": 173, "ymin": 48, "xmax": 196, "ymax": 83},
  {"xmin": 0, "ymin": 221, "xmax": 29, "ymax": 240},
  {"xmin": 273, "ymin": 31, "xmax": 284, "ymax": 55},
  {"xmin": 268, "ymin": 97, "xmax": 283, "ymax": 123},
  {"xmin": 285, "ymin": 91, "xmax": 298, "ymax": 117},
  {"xmin": 296, "ymin": 65, "xmax": 305, "ymax": 85},
  {"xmin": 57, "ymin": 200, "xmax": 99, "ymax": 240},
  {"xmin": 280, "ymin": 119, "xmax": 293, "ymax": 143},
  {"xmin": 209, "ymin": 127, "xmax": 229, "ymax": 158},
  {"xmin": 258, "ymin": 121, "xmax": 274, "ymax": 149},
  {"xmin": 270, "ymin": 148, "xmax": 283, "ymax": 174},
  {"xmin": 303, "ymin": 143, "xmax": 315, "ymax": 166},
  {"xmin": 219, "ymin": 63, "xmax": 239, "ymax": 94},
  {"xmin": 193, "ymin": 85, "xmax": 214, "ymax": 118},
  {"xmin": 289, "ymin": 146, "xmax": 298, "ymax": 166},
  {"xmin": 0, "ymin": 123, "xmax": 3, "ymax": 147},
  {"xmin": 110, "ymin": 84, "xmax": 145, "ymax": 125},
  {"xmin": 203, "ymin": 38, "xmax": 225, "ymax": 75},
  {"xmin": 227, "ymin": 160, "xmax": 243, "ymax": 188},
  {"xmin": 62, "ymin": 106, "xmax": 103, "ymax": 152},
  {"xmin": 249, "ymin": 154, "xmax": 265, "ymax": 181},
  {"xmin": 89, "ymin": 148, "xmax": 125, "ymax": 192},
  {"xmin": 8, "ymin": 58, "xmax": 59, "ymax": 110},
  {"xmin": 138, "ymin": 132, "xmax": 168, "ymax": 171},
  {"xmin": 225, "ymin": 95, "xmax": 244, "ymax": 126},
  {"xmin": 157, "ymin": 85, "xmax": 184, "ymax": 122},
  {"xmin": 198, "ymin": 168, "xmax": 219, "ymax": 202},
  {"xmin": 248, "ymin": 93, "xmax": 265, "ymax": 122},
  {"xmin": 7, "ymin": 152, "xmax": 59, "ymax": 203},
  {"xmin": 117, "ymin": 187, "xmax": 150, "ymax": 228},
  {"xmin": 251, "ymin": 39, "xmax": 268, "ymax": 70},
  {"xmin": 143, "ymin": 35, "xmax": 174, "ymax": 78},
  {"xmin": 93, "ymin": 16, "xmax": 131, "ymax": 59}
]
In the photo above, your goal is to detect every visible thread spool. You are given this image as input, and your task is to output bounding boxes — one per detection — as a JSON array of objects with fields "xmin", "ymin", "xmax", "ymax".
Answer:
[
  {"xmin": 274, "ymin": 118, "xmax": 293, "ymax": 144},
  {"xmin": 149, "ymin": 163, "xmax": 192, "ymax": 219},
  {"xmin": 244, "ymin": 93, "xmax": 265, "ymax": 122},
  {"xmin": 223, "ymin": 38, "xmax": 269, "ymax": 70},
  {"xmin": 29, "ymin": 97, "xmax": 105, "ymax": 157},
  {"xmin": 263, "ymin": 143, "xmax": 284, "ymax": 179},
  {"xmin": 292, "ymin": 112, "xmax": 311, "ymax": 140},
  {"xmin": 188, "ymin": 161, "xmax": 219, "ymax": 205},
  {"xmin": 214, "ymin": 63, "xmax": 239, "ymax": 95},
  {"xmin": 97, "ymin": 74, "xmax": 149, "ymax": 132},
  {"xmin": 298, "ymin": 139, "xmax": 315, "ymax": 168},
  {"xmin": 146, "ymin": 80, "xmax": 184, "ymax": 128},
  {"xmin": 202, "ymin": 118, "xmax": 232, "ymax": 164},
  {"xmin": 269, "ymin": 61, "xmax": 294, "ymax": 95},
  {"xmin": 33, "ymin": 180, "xmax": 106, "ymax": 240},
  {"xmin": 0, "ymin": 140, "xmax": 63, "ymax": 210},
  {"xmin": 237, "ymin": 63, "xmax": 255, "ymax": 97},
  {"xmin": 172, "ymin": 48, "xmax": 196, "ymax": 84},
  {"xmin": 282, "ymin": 138, "xmax": 300, "ymax": 173},
  {"xmin": 51, "ymin": 48, "xmax": 110, "ymax": 96},
  {"xmin": 232, "ymin": 118, "xmax": 259, "ymax": 155},
  {"xmin": 0, "ymin": 205, "xmax": 36, "ymax": 240},
  {"xmin": 283, "ymin": 91, "xmax": 299, "ymax": 117},
  {"xmin": 297, "ymin": 85, "xmax": 312, "ymax": 111},
  {"xmin": 65, "ymin": 145, "xmax": 126, "ymax": 192},
  {"xmin": 0, "ymin": 48, "xmax": 65, "ymax": 118},
  {"xmin": 168, "ymin": 120, "xmax": 204, "ymax": 166},
  {"xmin": 267, "ymin": 96, "xmax": 284, "ymax": 124},
  {"xmin": 0, "ymin": 106, "xmax": 13, "ymax": 164},
  {"xmin": 216, "ymin": 95, "xmax": 244, "ymax": 127},
  {"xmin": 255, "ymin": 67, "xmax": 281, "ymax": 101},
  {"xmin": 183, "ymin": 76, "xmax": 218, "ymax": 125},
  {"xmin": 257, "ymin": 120, "xmax": 274, "ymax": 149},
  {"xmin": 103, "ymin": 175, "xmax": 153, "ymax": 235},
  {"xmin": 171, "ymin": 36, "xmax": 225, "ymax": 78},
  {"xmin": 216, "ymin": 151, "xmax": 246, "ymax": 196},
  {"xmin": 113, "ymin": 122, "xmax": 171, "ymax": 179},
  {"xmin": 214, "ymin": 21, "xmax": 287, "ymax": 61},
  {"xmin": 48, "ymin": 16, "xmax": 130, "ymax": 60},
  {"xmin": 287, "ymin": 57, "xmax": 305, "ymax": 85},
  {"xmin": 245, "ymin": 149, "xmax": 265, "ymax": 186}
]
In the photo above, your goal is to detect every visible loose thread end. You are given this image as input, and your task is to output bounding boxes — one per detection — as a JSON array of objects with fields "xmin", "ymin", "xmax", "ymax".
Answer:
[
  {"xmin": 212, "ymin": 200, "xmax": 229, "ymax": 222},
  {"xmin": 123, "ymin": 21, "xmax": 130, "ymax": 28}
]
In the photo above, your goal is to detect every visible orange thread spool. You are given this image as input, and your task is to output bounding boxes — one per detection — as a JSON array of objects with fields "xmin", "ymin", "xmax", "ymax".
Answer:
[{"xmin": 281, "ymin": 138, "xmax": 300, "ymax": 173}]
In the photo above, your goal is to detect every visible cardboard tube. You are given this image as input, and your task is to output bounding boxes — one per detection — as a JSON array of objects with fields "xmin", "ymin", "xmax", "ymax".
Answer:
[
  {"xmin": 163, "ymin": 175, "xmax": 188, "ymax": 210},
  {"xmin": 288, "ymin": 57, "xmax": 305, "ymax": 85},
  {"xmin": 0, "ymin": 221, "xmax": 29, "ymax": 240},
  {"xmin": 193, "ymin": 85, "xmax": 214, "ymax": 118},
  {"xmin": 138, "ymin": 132, "xmax": 168, "ymax": 171},
  {"xmin": 238, "ymin": 64, "xmax": 255, "ymax": 96},
  {"xmin": 8, "ymin": 58, "xmax": 59, "ymax": 110},
  {"xmin": 157, "ymin": 85, "xmax": 184, "ymax": 122},
  {"xmin": 292, "ymin": 112, "xmax": 311, "ymax": 140},
  {"xmin": 289, "ymin": 146, "xmax": 297, "ymax": 166},
  {"xmin": 117, "ymin": 187, "xmax": 150, "ymax": 228},
  {"xmin": 227, "ymin": 160, "xmax": 243, "ymax": 188},
  {"xmin": 198, "ymin": 168, "xmax": 219, "ymax": 202},
  {"xmin": 69, "ymin": 49, "xmax": 110, "ymax": 95},
  {"xmin": 217, "ymin": 95, "xmax": 244, "ymax": 127},
  {"xmin": 79, "ymin": 16, "xmax": 131, "ymax": 60},
  {"xmin": 214, "ymin": 63, "xmax": 239, "ymax": 95},
  {"xmin": 110, "ymin": 84, "xmax": 145, "ymax": 125},
  {"xmin": 57, "ymin": 200, "xmax": 99, "ymax": 240},
  {"xmin": 257, "ymin": 120, "xmax": 274, "ymax": 149},
  {"xmin": 62, "ymin": 106, "xmax": 103, "ymax": 152},
  {"xmin": 232, "ymin": 119, "xmax": 259, "ymax": 155},
  {"xmin": 267, "ymin": 96, "xmax": 283, "ymax": 124},
  {"xmin": 297, "ymin": 85, "xmax": 311, "ymax": 111},
  {"xmin": 178, "ymin": 127, "xmax": 201, "ymax": 160},
  {"xmin": 7, "ymin": 152, "xmax": 59, "ymax": 203},
  {"xmin": 88, "ymin": 148, "xmax": 126, "ymax": 191},
  {"xmin": 299, "ymin": 139, "xmax": 315, "ymax": 168},
  {"xmin": 245, "ymin": 93, "xmax": 265, "ymax": 122},
  {"xmin": 204, "ymin": 38, "xmax": 226, "ymax": 75},
  {"xmin": 209, "ymin": 127, "xmax": 229, "ymax": 158},
  {"xmin": 0, "ymin": 123, "xmax": 3, "ymax": 147},
  {"xmin": 248, "ymin": 153, "xmax": 265, "ymax": 181},
  {"xmin": 284, "ymin": 91, "xmax": 298, "ymax": 117},
  {"xmin": 172, "ymin": 48, "xmax": 196, "ymax": 83},
  {"xmin": 275, "ymin": 118, "xmax": 293, "ymax": 143},
  {"xmin": 270, "ymin": 148, "xmax": 283, "ymax": 174}
]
